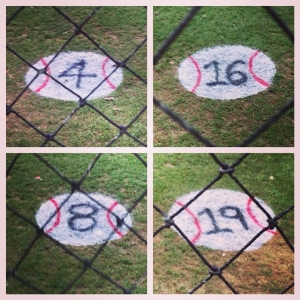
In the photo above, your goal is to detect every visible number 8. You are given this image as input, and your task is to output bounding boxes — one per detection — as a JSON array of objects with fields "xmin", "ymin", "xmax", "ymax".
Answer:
[{"xmin": 68, "ymin": 203, "xmax": 99, "ymax": 232}]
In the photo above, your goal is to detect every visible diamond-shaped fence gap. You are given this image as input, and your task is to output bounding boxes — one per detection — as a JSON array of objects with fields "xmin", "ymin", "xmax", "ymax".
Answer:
[
  {"xmin": 153, "ymin": 6, "xmax": 293, "ymax": 147},
  {"xmin": 6, "ymin": 6, "xmax": 147, "ymax": 147},
  {"xmin": 6, "ymin": 113, "xmax": 47, "ymax": 148},
  {"xmin": 6, "ymin": 210, "xmax": 38, "ymax": 272},
  {"xmin": 87, "ymin": 154, "xmax": 146, "ymax": 200},
  {"xmin": 7, "ymin": 153, "xmax": 147, "ymax": 294},
  {"xmin": 13, "ymin": 237, "xmax": 84, "ymax": 294},
  {"xmin": 6, "ymin": 7, "xmax": 71, "ymax": 62},
  {"xmin": 192, "ymin": 275, "xmax": 236, "ymax": 294},
  {"xmin": 51, "ymin": 107, "xmax": 118, "ymax": 147},
  {"xmin": 153, "ymin": 153, "xmax": 294, "ymax": 294},
  {"xmin": 219, "ymin": 235, "xmax": 294, "ymax": 294},
  {"xmin": 10, "ymin": 93, "xmax": 78, "ymax": 140},
  {"xmin": 35, "ymin": 153, "xmax": 98, "ymax": 182},
  {"xmin": 153, "ymin": 230, "xmax": 209, "ymax": 294},
  {"xmin": 65, "ymin": 268, "xmax": 124, "ymax": 294},
  {"xmin": 7, "ymin": 155, "xmax": 72, "ymax": 208},
  {"xmin": 79, "ymin": 7, "xmax": 147, "ymax": 62},
  {"xmin": 6, "ymin": 52, "xmax": 33, "ymax": 106},
  {"xmin": 84, "ymin": 80, "xmax": 147, "ymax": 124},
  {"xmin": 124, "ymin": 40, "xmax": 147, "ymax": 79},
  {"xmin": 91, "ymin": 233, "xmax": 147, "ymax": 286},
  {"xmin": 109, "ymin": 130, "xmax": 147, "ymax": 148},
  {"xmin": 6, "ymin": 276, "xmax": 41, "ymax": 294},
  {"xmin": 57, "ymin": 240, "xmax": 127, "ymax": 294}
]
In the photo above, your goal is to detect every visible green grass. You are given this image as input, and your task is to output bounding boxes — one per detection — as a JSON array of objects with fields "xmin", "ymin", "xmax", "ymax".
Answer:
[
  {"xmin": 6, "ymin": 153, "xmax": 147, "ymax": 294},
  {"xmin": 153, "ymin": 6, "xmax": 294, "ymax": 147},
  {"xmin": 6, "ymin": 6, "xmax": 147, "ymax": 147},
  {"xmin": 153, "ymin": 153, "xmax": 294, "ymax": 294}
]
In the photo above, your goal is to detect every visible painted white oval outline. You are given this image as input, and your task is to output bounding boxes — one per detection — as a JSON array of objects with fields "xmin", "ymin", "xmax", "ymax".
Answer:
[
  {"xmin": 25, "ymin": 52, "xmax": 123, "ymax": 101},
  {"xmin": 178, "ymin": 45, "xmax": 276, "ymax": 100},
  {"xmin": 168, "ymin": 189, "xmax": 277, "ymax": 251},
  {"xmin": 35, "ymin": 192, "xmax": 132, "ymax": 246}
]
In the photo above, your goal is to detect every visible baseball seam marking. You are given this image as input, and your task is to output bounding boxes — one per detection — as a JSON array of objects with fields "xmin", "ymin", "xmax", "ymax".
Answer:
[
  {"xmin": 248, "ymin": 50, "xmax": 270, "ymax": 87},
  {"xmin": 176, "ymin": 200, "xmax": 202, "ymax": 244},
  {"xmin": 46, "ymin": 198, "xmax": 61, "ymax": 234},
  {"xmin": 246, "ymin": 197, "xmax": 277, "ymax": 235},
  {"xmin": 188, "ymin": 55, "xmax": 202, "ymax": 93},
  {"xmin": 35, "ymin": 58, "xmax": 51, "ymax": 93},
  {"xmin": 101, "ymin": 57, "xmax": 117, "ymax": 90},
  {"xmin": 106, "ymin": 201, "xmax": 124, "ymax": 237}
]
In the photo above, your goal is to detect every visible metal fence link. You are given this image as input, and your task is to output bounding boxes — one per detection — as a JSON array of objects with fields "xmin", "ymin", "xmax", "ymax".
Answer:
[
  {"xmin": 6, "ymin": 6, "xmax": 147, "ymax": 147},
  {"xmin": 6, "ymin": 153, "xmax": 147, "ymax": 294}
]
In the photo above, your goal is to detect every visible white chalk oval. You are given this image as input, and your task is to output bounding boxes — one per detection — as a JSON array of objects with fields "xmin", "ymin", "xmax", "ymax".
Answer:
[
  {"xmin": 168, "ymin": 189, "xmax": 277, "ymax": 251},
  {"xmin": 25, "ymin": 52, "xmax": 123, "ymax": 101},
  {"xmin": 35, "ymin": 192, "xmax": 132, "ymax": 246},
  {"xmin": 178, "ymin": 45, "xmax": 276, "ymax": 100}
]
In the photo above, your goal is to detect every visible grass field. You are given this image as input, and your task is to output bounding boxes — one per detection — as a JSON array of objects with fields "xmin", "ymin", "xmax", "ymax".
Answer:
[
  {"xmin": 6, "ymin": 153, "xmax": 147, "ymax": 294},
  {"xmin": 153, "ymin": 6, "xmax": 294, "ymax": 147},
  {"xmin": 6, "ymin": 6, "xmax": 147, "ymax": 147},
  {"xmin": 153, "ymin": 153, "xmax": 294, "ymax": 294}
]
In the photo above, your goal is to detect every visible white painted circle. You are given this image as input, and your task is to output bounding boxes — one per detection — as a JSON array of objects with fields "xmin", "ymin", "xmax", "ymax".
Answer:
[
  {"xmin": 25, "ymin": 52, "xmax": 123, "ymax": 101},
  {"xmin": 35, "ymin": 192, "xmax": 132, "ymax": 246},
  {"xmin": 178, "ymin": 45, "xmax": 276, "ymax": 100},
  {"xmin": 168, "ymin": 189, "xmax": 277, "ymax": 251}
]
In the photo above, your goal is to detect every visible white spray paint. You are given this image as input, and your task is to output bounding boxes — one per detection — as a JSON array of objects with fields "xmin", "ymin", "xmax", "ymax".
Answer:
[{"xmin": 168, "ymin": 189, "xmax": 277, "ymax": 251}]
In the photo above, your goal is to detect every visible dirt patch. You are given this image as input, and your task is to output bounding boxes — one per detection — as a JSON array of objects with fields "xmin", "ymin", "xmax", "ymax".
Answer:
[{"xmin": 154, "ymin": 225, "xmax": 293, "ymax": 294}]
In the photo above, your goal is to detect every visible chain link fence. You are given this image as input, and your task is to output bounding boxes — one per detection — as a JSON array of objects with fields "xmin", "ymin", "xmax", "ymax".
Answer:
[
  {"xmin": 153, "ymin": 153, "xmax": 294, "ymax": 294},
  {"xmin": 6, "ymin": 6, "xmax": 147, "ymax": 147},
  {"xmin": 153, "ymin": 6, "xmax": 294, "ymax": 147},
  {"xmin": 6, "ymin": 153, "xmax": 147, "ymax": 294}
]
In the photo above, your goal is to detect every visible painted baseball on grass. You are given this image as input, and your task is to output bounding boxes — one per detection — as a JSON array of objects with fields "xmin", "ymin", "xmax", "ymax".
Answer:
[
  {"xmin": 168, "ymin": 189, "xmax": 277, "ymax": 251},
  {"xmin": 25, "ymin": 52, "xmax": 123, "ymax": 101},
  {"xmin": 178, "ymin": 45, "xmax": 276, "ymax": 100},
  {"xmin": 35, "ymin": 192, "xmax": 132, "ymax": 246}
]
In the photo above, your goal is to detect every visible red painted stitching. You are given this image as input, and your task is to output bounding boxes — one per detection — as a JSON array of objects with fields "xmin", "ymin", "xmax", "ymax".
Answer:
[
  {"xmin": 106, "ymin": 201, "xmax": 123, "ymax": 237},
  {"xmin": 188, "ymin": 55, "xmax": 201, "ymax": 93},
  {"xmin": 101, "ymin": 57, "xmax": 116, "ymax": 89},
  {"xmin": 248, "ymin": 50, "xmax": 270, "ymax": 87},
  {"xmin": 35, "ymin": 58, "xmax": 51, "ymax": 92},
  {"xmin": 176, "ymin": 200, "xmax": 202, "ymax": 244},
  {"xmin": 46, "ymin": 198, "xmax": 61, "ymax": 234},
  {"xmin": 246, "ymin": 197, "xmax": 277, "ymax": 235}
]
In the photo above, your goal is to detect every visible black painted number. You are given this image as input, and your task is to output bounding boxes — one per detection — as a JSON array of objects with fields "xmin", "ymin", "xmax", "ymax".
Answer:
[
  {"xmin": 204, "ymin": 60, "xmax": 248, "ymax": 87},
  {"xmin": 198, "ymin": 208, "xmax": 232, "ymax": 234},
  {"xmin": 198, "ymin": 206, "xmax": 249, "ymax": 235},
  {"xmin": 58, "ymin": 60, "xmax": 97, "ymax": 88},
  {"xmin": 220, "ymin": 206, "xmax": 248, "ymax": 230},
  {"xmin": 203, "ymin": 61, "xmax": 228, "ymax": 86},
  {"xmin": 68, "ymin": 203, "xmax": 99, "ymax": 232}
]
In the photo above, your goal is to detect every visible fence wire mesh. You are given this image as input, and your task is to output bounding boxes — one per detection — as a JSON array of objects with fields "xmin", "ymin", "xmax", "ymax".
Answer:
[
  {"xmin": 6, "ymin": 153, "xmax": 147, "ymax": 294},
  {"xmin": 153, "ymin": 6, "xmax": 294, "ymax": 147},
  {"xmin": 153, "ymin": 153, "xmax": 294, "ymax": 294},
  {"xmin": 6, "ymin": 6, "xmax": 147, "ymax": 147}
]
